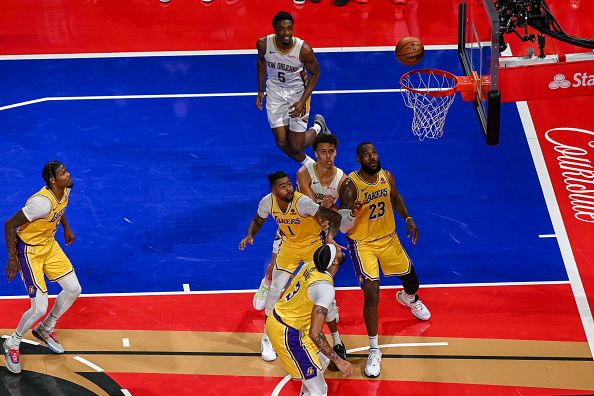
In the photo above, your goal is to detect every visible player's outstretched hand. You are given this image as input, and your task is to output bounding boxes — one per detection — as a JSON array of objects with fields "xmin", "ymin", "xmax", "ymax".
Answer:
[
  {"xmin": 239, "ymin": 236, "xmax": 254, "ymax": 251},
  {"xmin": 335, "ymin": 359, "xmax": 353, "ymax": 377},
  {"xmin": 406, "ymin": 218, "xmax": 419, "ymax": 245},
  {"xmin": 4, "ymin": 258, "xmax": 21, "ymax": 282},
  {"xmin": 326, "ymin": 236, "xmax": 346, "ymax": 251},
  {"xmin": 255, "ymin": 92, "xmax": 265, "ymax": 111},
  {"xmin": 64, "ymin": 228, "xmax": 75, "ymax": 245},
  {"xmin": 350, "ymin": 201, "xmax": 364, "ymax": 217},
  {"xmin": 321, "ymin": 195, "xmax": 335, "ymax": 209}
]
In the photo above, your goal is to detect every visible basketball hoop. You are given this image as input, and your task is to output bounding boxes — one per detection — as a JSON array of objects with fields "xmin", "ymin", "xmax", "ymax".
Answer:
[{"xmin": 400, "ymin": 68, "xmax": 489, "ymax": 140}]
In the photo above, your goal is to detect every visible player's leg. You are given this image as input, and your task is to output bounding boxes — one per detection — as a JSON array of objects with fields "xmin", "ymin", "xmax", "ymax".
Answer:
[
  {"xmin": 33, "ymin": 272, "xmax": 82, "ymax": 353},
  {"xmin": 267, "ymin": 84, "xmax": 313, "ymax": 163},
  {"xmin": 261, "ymin": 265, "xmax": 292, "ymax": 362},
  {"xmin": 325, "ymin": 301, "xmax": 347, "ymax": 360},
  {"xmin": 267, "ymin": 313, "xmax": 325, "ymax": 395},
  {"xmin": 32, "ymin": 242, "xmax": 81, "ymax": 353},
  {"xmin": 346, "ymin": 237, "xmax": 382, "ymax": 377},
  {"xmin": 286, "ymin": 86, "xmax": 330, "ymax": 160},
  {"xmin": 288, "ymin": 112, "xmax": 331, "ymax": 158},
  {"xmin": 300, "ymin": 371, "xmax": 328, "ymax": 396},
  {"xmin": 265, "ymin": 242, "xmax": 304, "ymax": 314},
  {"xmin": 3, "ymin": 239, "xmax": 50, "ymax": 373},
  {"xmin": 265, "ymin": 267, "xmax": 292, "ymax": 316},
  {"xmin": 380, "ymin": 234, "xmax": 431, "ymax": 321},
  {"xmin": 253, "ymin": 231, "xmax": 282, "ymax": 311},
  {"xmin": 3, "ymin": 291, "xmax": 49, "ymax": 374},
  {"xmin": 261, "ymin": 244, "xmax": 302, "ymax": 362},
  {"xmin": 396, "ymin": 264, "xmax": 431, "ymax": 320}
]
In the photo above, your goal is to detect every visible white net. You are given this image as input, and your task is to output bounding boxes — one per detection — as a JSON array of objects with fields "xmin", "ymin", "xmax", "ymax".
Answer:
[{"xmin": 400, "ymin": 70, "xmax": 457, "ymax": 140}]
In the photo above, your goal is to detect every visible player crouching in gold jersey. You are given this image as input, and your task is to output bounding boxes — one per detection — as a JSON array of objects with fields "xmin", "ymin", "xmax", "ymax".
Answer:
[{"xmin": 266, "ymin": 244, "xmax": 353, "ymax": 395}]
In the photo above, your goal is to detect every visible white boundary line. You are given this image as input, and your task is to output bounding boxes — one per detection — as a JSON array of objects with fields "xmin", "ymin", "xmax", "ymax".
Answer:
[
  {"xmin": 0, "ymin": 45, "xmax": 457, "ymax": 61},
  {"xmin": 0, "ymin": 280, "xmax": 571, "ymax": 300},
  {"xmin": 1, "ymin": 335, "xmax": 40, "ymax": 346},
  {"xmin": 271, "ymin": 341, "xmax": 448, "ymax": 396},
  {"xmin": 0, "ymin": 89, "xmax": 405, "ymax": 112},
  {"xmin": 347, "ymin": 341, "xmax": 448, "ymax": 353},
  {"xmin": 73, "ymin": 355, "xmax": 104, "ymax": 372},
  {"xmin": 121, "ymin": 389, "xmax": 133, "ymax": 396},
  {"xmin": 538, "ymin": 234, "xmax": 557, "ymax": 238},
  {"xmin": 516, "ymin": 101, "xmax": 594, "ymax": 360}
]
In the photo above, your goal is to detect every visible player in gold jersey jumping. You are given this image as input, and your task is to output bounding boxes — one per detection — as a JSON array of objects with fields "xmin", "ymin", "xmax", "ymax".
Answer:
[
  {"xmin": 338, "ymin": 142, "xmax": 431, "ymax": 378},
  {"xmin": 3, "ymin": 161, "xmax": 82, "ymax": 374}
]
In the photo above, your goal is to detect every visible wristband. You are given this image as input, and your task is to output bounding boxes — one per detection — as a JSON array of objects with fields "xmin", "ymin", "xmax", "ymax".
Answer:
[{"xmin": 405, "ymin": 216, "xmax": 413, "ymax": 222}]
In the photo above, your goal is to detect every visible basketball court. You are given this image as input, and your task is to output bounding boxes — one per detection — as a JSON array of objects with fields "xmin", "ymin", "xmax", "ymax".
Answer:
[{"xmin": 1, "ymin": 0, "xmax": 593, "ymax": 394}]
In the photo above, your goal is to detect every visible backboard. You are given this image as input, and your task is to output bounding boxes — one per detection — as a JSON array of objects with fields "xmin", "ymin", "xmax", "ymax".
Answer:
[{"xmin": 458, "ymin": 0, "xmax": 501, "ymax": 145}]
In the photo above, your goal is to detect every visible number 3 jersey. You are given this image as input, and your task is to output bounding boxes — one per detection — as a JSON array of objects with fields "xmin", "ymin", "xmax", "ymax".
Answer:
[
  {"xmin": 347, "ymin": 169, "xmax": 396, "ymax": 241},
  {"xmin": 257, "ymin": 191, "xmax": 322, "ymax": 246},
  {"xmin": 274, "ymin": 261, "xmax": 334, "ymax": 330},
  {"xmin": 265, "ymin": 34, "xmax": 306, "ymax": 90}
]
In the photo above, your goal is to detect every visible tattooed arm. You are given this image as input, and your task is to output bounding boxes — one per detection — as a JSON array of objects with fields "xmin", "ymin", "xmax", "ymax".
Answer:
[{"xmin": 309, "ymin": 304, "xmax": 353, "ymax": 377}]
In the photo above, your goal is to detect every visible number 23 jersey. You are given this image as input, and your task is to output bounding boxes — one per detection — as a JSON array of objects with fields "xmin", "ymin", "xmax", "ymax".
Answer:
[{"xmin": 347, "ymin": 169, "xmax": 396, "ymax": 241}]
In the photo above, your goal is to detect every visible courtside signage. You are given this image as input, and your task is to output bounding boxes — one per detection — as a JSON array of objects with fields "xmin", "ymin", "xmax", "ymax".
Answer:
[{"xmin": 500, "ymin": 60, "xmax": 594, "ymax": 101}]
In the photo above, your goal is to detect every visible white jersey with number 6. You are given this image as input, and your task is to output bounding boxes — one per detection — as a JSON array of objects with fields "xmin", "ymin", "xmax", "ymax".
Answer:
[{"xmin": 265, "ymin": 34, "xmax": 305, "ymax": 90}]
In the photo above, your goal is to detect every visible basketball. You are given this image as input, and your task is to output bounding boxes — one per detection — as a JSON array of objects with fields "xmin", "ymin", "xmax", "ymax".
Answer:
[{"xmin": 395, "ymin": 37, "xmax": 424, "ymax": 66}]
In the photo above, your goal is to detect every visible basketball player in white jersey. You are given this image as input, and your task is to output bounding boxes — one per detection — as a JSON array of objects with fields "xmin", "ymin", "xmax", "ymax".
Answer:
[
  {"xmin": 256, "ymin": 11, "xmax": 330, "ymax": 165},
  {"xmin": 252, "ymin": 134, "xmax": 349, "ymax": 361}
]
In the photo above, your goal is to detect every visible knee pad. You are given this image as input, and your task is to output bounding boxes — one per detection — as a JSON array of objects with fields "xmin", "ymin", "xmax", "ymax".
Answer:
[
  {"xmin": 302, "ymin": 373, "xmax": 327, "ymax": 396},
  {"xmin": 271, "ymin": 236, "xmax": 282, "ymax": 255},
  {"xmin": 32, "ymin": 294, "xmax": 49, "ymax": 320}
]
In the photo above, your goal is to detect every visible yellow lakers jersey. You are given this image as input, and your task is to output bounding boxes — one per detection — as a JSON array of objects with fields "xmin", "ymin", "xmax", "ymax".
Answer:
[
  {"xmin": 347, "ymin": 170, "xmax": 395, "ymax": 241},
  {"xmin": 271, "ymin": 191, "xmax": 322, "ymax": 245},
  {"xmin": 275, "ymin": 261, "xmax": 333, "ymax": 330},
  {"xmin": 17, "ymin": 187, "xmax": 70, "ymax": 246}
]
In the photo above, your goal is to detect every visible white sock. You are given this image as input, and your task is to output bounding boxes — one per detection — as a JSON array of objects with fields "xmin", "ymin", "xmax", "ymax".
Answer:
[
  {"xmin": 301, "ymin": 155, "xmax": 315, "ymax": 166},
  {"xmin": 312, "ymin": 123, "xmax": 322, "ymax": 134},
  {"xmin": 6, "ymin": 332, "xmax": 23, "ymax": 349},
  {"xmin": 41, "ymin": 313, "xmax": 59, "ymax": 332},
  {"xmin": 369, "ymin": 335, "xmax": 379, "ymax": 350},
  {"xmin": 331, "ymin": 331, "xmax": 341, "ymax": 346}
]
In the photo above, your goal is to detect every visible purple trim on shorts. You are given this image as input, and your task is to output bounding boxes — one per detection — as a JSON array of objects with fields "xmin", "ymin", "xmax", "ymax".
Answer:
[
  {"xmin": 16, "ymin": 237, "xmax": 38, "ymax": 298},
  {"xmin": 273, "ymin": 310, "xmax": 318, "ymax": 380},
  {"xmin": 347, "ymin": 237, "xmax": 365, "ymax": 287}
]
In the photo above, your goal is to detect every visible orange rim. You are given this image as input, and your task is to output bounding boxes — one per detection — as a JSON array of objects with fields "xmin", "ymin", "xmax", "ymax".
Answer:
[
  {"xmin": 400, "ymin": 68, "xmax": 488, "ymax": 101},
  {"xmin": 400, "ymin": 68, "xmax": 459, "ymax": 98}
]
